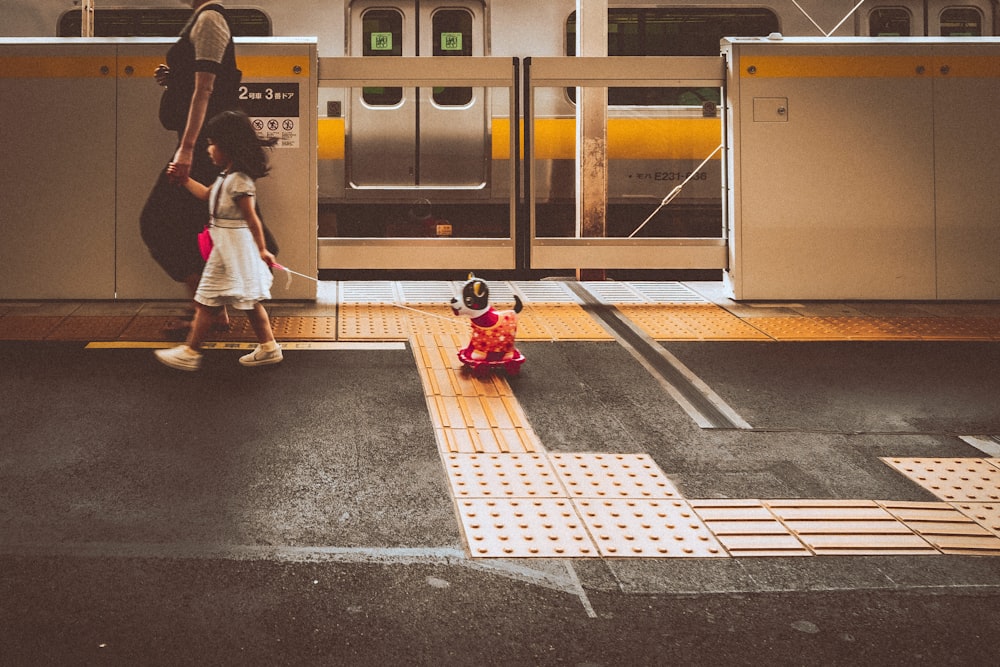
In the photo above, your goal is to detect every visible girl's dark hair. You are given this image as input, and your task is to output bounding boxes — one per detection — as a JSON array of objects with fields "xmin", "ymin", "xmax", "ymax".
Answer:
[{"xmin": 204, "ymin": 110, "xmax": 279, "ymax": 179}]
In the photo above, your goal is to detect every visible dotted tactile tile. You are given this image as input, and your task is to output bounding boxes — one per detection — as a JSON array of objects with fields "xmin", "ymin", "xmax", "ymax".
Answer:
[
  {"xmin": 880, "ymin": 501, "xmax": 1000, "ymax": 556},
  {"xmin": 44, "ymin": 316, "xmax": 133, "ymax": 341},
  {"xmin": 689, "ymin": 499, "xmax": 811, "ymax": 557},
  {"xmin": 456, "ymin": 498, "xmax": 598, "ymax": 558},
  {"xmin": 909, "ymin": 317, "xmax": 1000, "ymax": 340},
  {"xmin": 0, "ymin": 316, "xmax": 65, "ymax": 340},
  {"xmin": 524, "ymin": 304, "xmax": 612, "ymax": 341},
  {"xmin": 116, "ymin": 316, "xmax": 176, "ymax": 342},
  {"xmin": 764, "ymin": 500, "xmax": 936, "ymax": 555},
  {"xmin": 269, "ymin": 316, "xmax": 338, "ymax": 340},
  {"xmin": 338, "ymin": 304, "xmax": 408, "ymax": 340},
  {"xmin": 618, "ymin": 304, "xmax": 771, "ymax": 341},
  {"xmin": 403, "ymin": 306, "xmax": 466, "ymax": 338},
  {"xmin": 549, "ymin": 453, "xmax": 680, "ymax": 499},
  {"xmin": 444, "ymin": 453, "xmax": 565, "ymax": 498},
  {"xmin": 881, "ymin": 458, "xmax": 1000, "ymax": 502},
  {"xmin": 576, "ymin": 498, "xmax": 727, "ymax": 557},
  {"xmin": 749, "ymin": 316, "xmax": 1000, "ymax": 341}
]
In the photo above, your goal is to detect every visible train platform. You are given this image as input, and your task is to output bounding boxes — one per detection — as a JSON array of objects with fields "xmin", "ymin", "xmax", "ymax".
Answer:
[{"xmin": 2, "ymin": 280, "xmax": 1000, "ymax": 664}]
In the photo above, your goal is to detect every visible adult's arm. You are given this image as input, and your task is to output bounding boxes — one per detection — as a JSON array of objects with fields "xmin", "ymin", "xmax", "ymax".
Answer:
[{"xmin": 168, "ymin": 69, "xmax": 217, "ymax": 184}]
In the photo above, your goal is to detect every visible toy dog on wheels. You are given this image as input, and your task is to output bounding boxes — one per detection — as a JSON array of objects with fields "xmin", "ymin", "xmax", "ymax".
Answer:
[{"xmin": 450, "ymin": 274, "xmax": 525, "ymax": 377}]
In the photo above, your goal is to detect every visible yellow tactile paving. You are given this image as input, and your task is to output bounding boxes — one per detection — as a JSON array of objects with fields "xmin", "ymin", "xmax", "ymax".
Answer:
[
  {"xmin": 763, "ymin": 500, "xmax": 938, "ymax": 555},
  {"xmin": 880, "ymin": 457, "xmax": 1000, "ymax": 503},
  {"xmin": 412, "ymin": 332, "xmax": 540, "ymax": 455},
  {"xmin": 952, "ymin": 502, "xmax": 1000, "ymax": 537},
  {"xmin": 747, "ymin": 316, "xmax": 1000, "ymax": 341},
  {"xmin": 618, "ymin": 303, "xmax": 771, "ymax": 341},
  {"xmin": 522, "ymin": 304, "xmax": 613, "ymax": 341},
  {"xmin": 338, "ymin": 303, "xmax": 409, "ymax": 340},
  {"xmin": 0, "ymin": 316, "xmax": 64, "ymax": 340},
  {"xmin": 879, "ymin": 501, "xmax": 1000, "ymax": 556},
  {"xmin": 45, "ymin": 316, "xmax": 133, "ymax": 341},
  {"xmin": 688, "ymin": 499, "xmax": 811, "ymax": 557}
]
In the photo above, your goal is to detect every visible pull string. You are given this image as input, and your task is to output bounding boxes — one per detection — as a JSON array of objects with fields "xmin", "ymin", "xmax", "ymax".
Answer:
[
  {"xmin": 791, "ymin": 0, "xmax": 867, "ymax": 37},
  {"xmin": 628, "ymin": 144, "xmax": 722, "ymax": 239},
  {"xmin": 271, "ymin": 263, "xmax": 462, "ymax": 326}
]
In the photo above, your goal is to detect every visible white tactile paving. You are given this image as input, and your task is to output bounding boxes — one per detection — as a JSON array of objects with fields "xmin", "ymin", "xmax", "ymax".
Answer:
[
  {"xmin": 444, "ymin": 453, "xmax": 566, "ymax": 499},
  {"xmin": 549, "ymin": 453, "xmax": 681, "ymax": 499},
  {"xmin": 456, "ymin": 498, "xmax": 598, "ymax": 557},
  {"xmin": 575, "ymin": 498, "xmax": 727, "ymax": 557}
]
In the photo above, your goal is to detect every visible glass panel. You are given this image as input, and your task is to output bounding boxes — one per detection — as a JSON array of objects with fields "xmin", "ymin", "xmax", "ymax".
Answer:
[
  {"xmin": 869, "ymin": 8, "xmax": 912, "ymax": 36},
  {"xmin": 566, "ymin": 9, "xmax": 778, "ymax": 107},
  {"xmin": 940, "ymin": 7, "xmax": 983, "ymax": 36},
  {"xmin": 362, "ymin": 9, "xmax": 403, "ymax": 105},
  {"xmin": 432, "ymin": 9, "xmax": 473, "ymax": 106}
]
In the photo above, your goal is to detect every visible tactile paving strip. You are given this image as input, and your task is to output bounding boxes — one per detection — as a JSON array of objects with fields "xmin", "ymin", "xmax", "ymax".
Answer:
[
  {"xmin": 45, "ymin": 316, "xmax": 132, "ymax": 341},
  {"xmin": 339, "ymin": 304, "xmax": 409, "ymax": 339},
  {"xmin": 414, "ymin": 333, "xmax": 540, "ymax": 454},
  {"xmin": 576, "ymin": 498, "xmax": 727, "ymax": 557},
  {"xmin": 456, "ymin": 498, "xmax": 598, "ymax": 557},
  {"xmin": 523, "ymin": 304, "xmax": 613, "ymax": 340},
  {"xmin": 880, "ymin": 457, "xmax": 1000, "ymax": 502},
  {"xmin": 951, "ymin": 502, "xmax": 1000, "ymax": 538},
  {"xmin": 688, "ymin": 499, "xmax": 811, "ymax": 557},
  {"xmin": 764, "ymin": 500, "xmax": 936, "ymax": 555},
  {"xmin": 749, "ymin": 316, "xmax": 1000, "ymax": 341},
  {"xmin": 879, "ymin": 501, "xmax": 1000, "ymax": 556},
  {"xmin": 549, "ymin": 453, "xmax": 681, "ymax": 499},
  {"xmin": 618, "ymin": 304, "xmax": 771, "ymax": 341},
  {"xmin": 0, "ymin": 316, "xmax": 65, "ymax": 340}
]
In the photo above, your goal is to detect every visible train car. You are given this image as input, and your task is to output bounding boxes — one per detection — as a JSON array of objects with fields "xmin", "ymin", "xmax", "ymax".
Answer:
[{"xmin": 3, "ymin": 1, "xmax": 996, "ymax": 248}]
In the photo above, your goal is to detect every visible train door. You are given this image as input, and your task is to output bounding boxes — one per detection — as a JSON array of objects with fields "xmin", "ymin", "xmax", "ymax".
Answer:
[{"xmin": 348, "ymin": 0, "xmax": 487, "ymax": 190}]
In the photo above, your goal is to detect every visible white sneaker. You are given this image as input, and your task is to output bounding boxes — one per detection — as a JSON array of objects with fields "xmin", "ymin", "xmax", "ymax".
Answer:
[
  {"xmin": 155, "ymin": 345, "xmax": 202, "ymax": 371},
  {"xmin": 239, "ymin": 343, "xmax": 283, "ymax": 367}
]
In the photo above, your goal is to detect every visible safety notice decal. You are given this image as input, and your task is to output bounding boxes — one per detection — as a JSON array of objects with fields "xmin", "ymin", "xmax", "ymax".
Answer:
[{"xmin": 239, "ymin": 82, "xmax": 300, "ymax": 148}]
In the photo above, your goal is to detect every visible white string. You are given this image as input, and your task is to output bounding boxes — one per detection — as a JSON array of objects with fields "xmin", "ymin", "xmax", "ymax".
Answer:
[
  {"xmin": 271, "ymin": 264, "xmax": 462, "ymax": 325},
  {"xmin": 790, "ymin": 0, "xmax": 867, "ymax": 37},
  {"xmin": 628, "ymin": 144, "xmax": 723, "ymax": 238}
]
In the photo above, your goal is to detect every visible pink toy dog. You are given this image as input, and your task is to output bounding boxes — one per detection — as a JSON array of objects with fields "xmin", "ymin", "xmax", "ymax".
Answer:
[{"xmin": 449, "ymin": 274, "xmax": 525, "ymax": 376}]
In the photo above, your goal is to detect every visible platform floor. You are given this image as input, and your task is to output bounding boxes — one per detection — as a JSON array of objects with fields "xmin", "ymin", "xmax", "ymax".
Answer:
[{"xmin": 2, "ymin": 281, "xmax": 1000, "ymax": 663}]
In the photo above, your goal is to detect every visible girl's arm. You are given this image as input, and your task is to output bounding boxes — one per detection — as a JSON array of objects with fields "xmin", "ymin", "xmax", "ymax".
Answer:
[
  {"xmin": 166, "ymin": 166, "xmax": 211, "ymax": 200},
  {"xmin": 237, "ymin": 194, "xmax": 276, "ymax": 266}
]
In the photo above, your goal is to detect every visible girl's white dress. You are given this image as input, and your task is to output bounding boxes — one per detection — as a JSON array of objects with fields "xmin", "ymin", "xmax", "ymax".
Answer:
[{"xmin": 194, "ymin": 171, "xmax": 273, "ymax": 310}]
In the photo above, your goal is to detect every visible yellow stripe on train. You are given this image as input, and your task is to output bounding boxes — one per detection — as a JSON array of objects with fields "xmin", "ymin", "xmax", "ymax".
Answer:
[{"xmin": 314, "ymin": 117, "xmax": 723, "ymax": 162}]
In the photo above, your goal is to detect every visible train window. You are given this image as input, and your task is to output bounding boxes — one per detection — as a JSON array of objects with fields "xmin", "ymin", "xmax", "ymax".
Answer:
[
  {"xmin": 566, "ymin": 9, "xmax": 779, "ymax": 106},
  {"xmin": 940, "ymin": 7, "xmax": 983, "ymax": 35},
  {"xmin": 869, "ymin": 8, "xmax": 912, "ymax": 36},
  {"xmin": 362, "ymin": 9, "xmax": 404, "ymax": 106},
  {"xmin": 57, "ymin": 9, "xmax": 270, "ymax": 37},
  {"xmin": 432, "ymin": 9, "xmax": 473, "ymax": 106}
]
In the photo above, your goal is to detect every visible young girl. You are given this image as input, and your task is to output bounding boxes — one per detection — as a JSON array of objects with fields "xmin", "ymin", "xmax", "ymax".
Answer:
[{"xmin": 155, "ymin": 110, "xmax": 282, "ymax": 371}]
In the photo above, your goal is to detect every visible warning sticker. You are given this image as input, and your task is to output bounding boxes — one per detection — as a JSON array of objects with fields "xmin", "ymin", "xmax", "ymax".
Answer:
[{"xmin": 239, "ymin": 83, "xmax": 300, "ymax": 148}]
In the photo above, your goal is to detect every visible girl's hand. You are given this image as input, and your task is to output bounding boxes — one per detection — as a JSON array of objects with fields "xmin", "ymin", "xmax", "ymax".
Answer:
[
  {"xmin": 165, "ymin": 162, "xmax": 188, "ymax": 185},
  {"xmin": 261, "ymin": 249, "xmax": 277, "ymax": 267}
]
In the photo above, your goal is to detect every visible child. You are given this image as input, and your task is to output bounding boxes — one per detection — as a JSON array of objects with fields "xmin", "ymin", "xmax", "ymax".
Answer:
[{"xmin": 155, "ymin": 110, "xmax": 282, "ymax": 371}]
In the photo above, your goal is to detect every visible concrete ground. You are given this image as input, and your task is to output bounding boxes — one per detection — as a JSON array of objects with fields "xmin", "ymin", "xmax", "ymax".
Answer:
[{"xmin": 1, "ymin": 291, "xmax": 999, "ymax": 665}]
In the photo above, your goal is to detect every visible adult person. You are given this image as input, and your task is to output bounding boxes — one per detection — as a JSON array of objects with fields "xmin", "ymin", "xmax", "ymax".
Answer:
[{"xmin": 140, "ymin": 0, "xmax": 243, "ymax": 337}]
